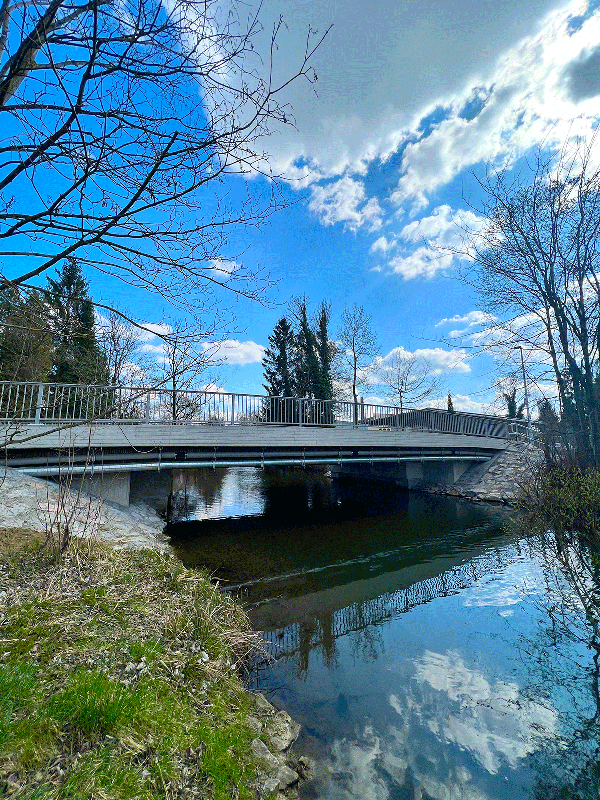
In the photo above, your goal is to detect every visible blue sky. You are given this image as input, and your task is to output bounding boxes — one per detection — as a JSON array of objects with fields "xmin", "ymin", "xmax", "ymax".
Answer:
[{"xmin": 89, "ymin": 0, "xmax": 600, "ymax": 412}]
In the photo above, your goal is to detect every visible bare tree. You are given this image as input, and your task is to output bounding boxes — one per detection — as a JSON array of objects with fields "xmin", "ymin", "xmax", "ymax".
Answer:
[
  {"xmin": 458, "ymin": 137, "xmax": 600, "ymax": 463},
  {"xmin": 338, "ymin": 305, "xmax": 378, "ymax": 415},
  {"xmin": 0, "ymin": 0, "xmax": 328, "ymax": 310},
  {"xmin": 378, "ymin": 350, "xmax": 440, "ymax": 413},
  {"xmin": 159, "ymin": 321, "xmax": 220, "ymax": 421},
  {"xmin": 96, "ymin": 308, "xmax": 158, "ymax": 387}
]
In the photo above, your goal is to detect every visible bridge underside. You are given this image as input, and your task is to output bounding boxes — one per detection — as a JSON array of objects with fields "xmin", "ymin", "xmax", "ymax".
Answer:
[{"xmin": 2, "ymin": 423, "xmax": 507, "ymax": 506}]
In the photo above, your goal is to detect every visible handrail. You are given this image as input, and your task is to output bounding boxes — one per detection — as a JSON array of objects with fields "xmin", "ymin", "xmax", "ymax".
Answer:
[{"xmin": 0, "ymin": 381, "xmax": 515, "ymax": 439}]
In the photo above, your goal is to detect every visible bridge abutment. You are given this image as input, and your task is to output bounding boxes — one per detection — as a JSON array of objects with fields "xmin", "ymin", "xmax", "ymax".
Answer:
[{"xmin": 76, "ymin": 470, "xmax": 131, "ymax": 508}]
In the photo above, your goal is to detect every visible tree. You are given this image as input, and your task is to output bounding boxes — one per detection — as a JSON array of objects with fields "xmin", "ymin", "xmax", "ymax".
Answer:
[
  {"xmin": 314, "ymin": 301, "xmax": 335, "ymax": 402},
  {"xmin": 262, "ymin": 316, "xmax": 295, "ymax": 422},
  {"xmin": 338, "ymin": 305, "xmax": 378, "ymax": 420},
  {"xmin": 159, "ymin": 321, "xmax": 218, "ymax": 421},
  {"xmin": 447, "ymin": 392, "xmax": 455, "ymax": 413},
  {"xmin": 96, "ymin": 309, "xmax": 157, "ymax": 387},
  {"xmin": 0, "ymin": 0, "xmax": 328, "ymax": 312},
  {"xmin": 297, "ymin": 298, "xmax": 322, "ymax": 398},
  {"xmin": 0, "ymin": 287, "xmax": 53, "ymax": 382},
  {"xmin": 501, "ymin": 386, "xmax": 525, "ymax": 419},
  {"xmin": 262, "ymin": 317, "xmax": 295, "ymax": 398},
  {"xmin": 461, "ymin": 138, "xmax": 600, "ymax": 464},
  {"xmin": 378, "ymin": 350, "xmax": 440, "ymax": 414},
  {"xmin": 47, "ymin": 260, "xmax": 108, "ymax": 384}
]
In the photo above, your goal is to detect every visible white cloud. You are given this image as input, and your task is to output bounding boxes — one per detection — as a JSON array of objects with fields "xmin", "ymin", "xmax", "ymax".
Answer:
[
  {"xmin": 379, "ymin": 345, "xmax": 471, "ymax": 374},
  {"xmin": 388, "ymin": 247, "xmax": 454, "ymax": 280},
  {"xmin": 208, "ymin": 259, "xmax": 240, "ymax": 277},
  {"xmin": 309, "ymin": 177, "xmax": 383, "ymax": 231},
  {"xmin": 385, "ymin": 205, "xmax": 487, "ymax": 279},
  {"xmin": 370, "ymin": 235, "xmax": 396, "ymax": 254},
  {"xmin": 436, "ymin": 311, "xmax": 496, "ymax": 328},
  {"xmin": 428, "ymin": 394, "xmax": 493, "ymax": 414},
  {"xmin": 204, "ymin": 339, "xmax": 265, "ymax": 365},
  {"xmin": 392, "ymin": 2, "xmax": 600, "ymax": 209},
  {"xmin": 252, "ymin": 0, "xmax": 568, "ymax": 184},
  {"xmin": 135, "ymin": 322, "xmax": 172, "ymax": 343}
]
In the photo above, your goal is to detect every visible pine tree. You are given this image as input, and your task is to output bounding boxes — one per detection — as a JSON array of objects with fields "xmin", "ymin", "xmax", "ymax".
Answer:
[
  {"xmin": 447, "ymin": 392, "xmax": 455, "ymax": 413},
  {"xmin": 47, "ymin": 259, "xmax": 108, "ymax": 384}
]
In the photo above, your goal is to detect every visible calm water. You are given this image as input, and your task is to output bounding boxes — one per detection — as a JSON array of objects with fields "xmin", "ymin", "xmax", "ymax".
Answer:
[{"xmin": 167, "ymin": 468, "xmax": 600, "ymax": 800}]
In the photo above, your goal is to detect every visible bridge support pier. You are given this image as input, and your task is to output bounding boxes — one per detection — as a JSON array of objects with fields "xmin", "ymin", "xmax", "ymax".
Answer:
[{"xmin": 331, "ymin": 459, "xmax": 473, "ymax": 489}]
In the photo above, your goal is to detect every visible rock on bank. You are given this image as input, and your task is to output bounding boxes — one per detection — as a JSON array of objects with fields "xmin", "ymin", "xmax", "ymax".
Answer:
[{"xmin": 0, "ymin": 466, "xmax": 167, "ymax": 549}]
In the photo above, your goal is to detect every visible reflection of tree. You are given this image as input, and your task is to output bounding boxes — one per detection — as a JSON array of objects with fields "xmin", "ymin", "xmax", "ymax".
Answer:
[
  {"xmin": 170, "ymin": 468, "xmax": 227, "ymax": 521},
  {"xmin": 518, "ymin": 534, "xmax": 600, "ymax": 799},
  {"xmin": 349, "ymin": 621, "xmax": 385, "ymax": 664}
]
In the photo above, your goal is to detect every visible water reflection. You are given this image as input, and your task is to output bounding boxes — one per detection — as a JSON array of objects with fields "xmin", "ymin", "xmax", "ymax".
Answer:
[{"xmin": 168, "ymin": 468, "xmax": 600, "ymax": 800}]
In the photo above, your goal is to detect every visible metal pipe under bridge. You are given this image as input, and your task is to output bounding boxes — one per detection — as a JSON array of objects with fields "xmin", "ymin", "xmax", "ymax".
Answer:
[{"xmin": 0, "ymin": 382, "xmax": 523, "ymax": 504}]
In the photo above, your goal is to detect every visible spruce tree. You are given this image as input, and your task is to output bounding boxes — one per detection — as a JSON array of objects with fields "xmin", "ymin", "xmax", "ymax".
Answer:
[
  {"xmin": 315, "ymin": 301, "xmax": 334, "ymax": 401},
  {"xmin": 262, "ymin": 317, "xmax": 295, "ymax": 397},
  {"xmin": 0, "ymin": 288, "xmax": 53, "ymax": 382},
  {"xmin": 297, "ymin": 300, "xmax": 322, "ymax": 398},
  {"xmin": 47, "ymin": 259, "xmax": 108, "ymax": 383}
]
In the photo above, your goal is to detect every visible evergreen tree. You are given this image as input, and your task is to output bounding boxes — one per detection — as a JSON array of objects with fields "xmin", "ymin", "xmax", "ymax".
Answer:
[
  {"xmin": 447, "ymin": 392, "xmax": 455, "ymax": 413},
  {"xmin": 262, "ymin": 317, "xmax": 295, "ymax": 397},
  {"xmin": 297, "ymin": 299, "xmax": 322, "ymax": 399},
  {"xmin": 502, "ymin": 386, "xmax": 525, "ymax": 418},
  {"xmin": 0, "ymin": 288, "xmax": 53, "ymax": 382},
  {"xmin": 47, "ymin": 259, "xmax": 108, "ymax": 384},
  {"xmin": 315, "ymin": 301, "xmax": 334, "ymax": 402}
]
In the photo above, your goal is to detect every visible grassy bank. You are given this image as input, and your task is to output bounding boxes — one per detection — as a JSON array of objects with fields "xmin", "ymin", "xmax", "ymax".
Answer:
[{"xmin": 0, "ymin": 532, "xmax": 286, "ymax": 800}]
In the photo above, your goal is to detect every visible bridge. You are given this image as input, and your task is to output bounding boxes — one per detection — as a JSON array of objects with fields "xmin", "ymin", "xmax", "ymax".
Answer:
[{"xmin": 0, "ymin": 382, "xmax": 522, "ymax": 506}]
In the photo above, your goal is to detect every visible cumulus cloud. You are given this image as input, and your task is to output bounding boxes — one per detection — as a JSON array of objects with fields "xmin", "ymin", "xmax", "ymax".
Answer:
[
  {"xmin": 436, "ymin": 310, "xmax": 496, "ymax": 328},
  {"xmin": 429, "ymin": 393, "xmax": 492, "ymax": 414},
  {"xmin": 208, "ymin": 259, "xmax": 240, "ymax": 277},
  {"xmin": 134, "ymin": 322, "xmax": 172, "ymax": 343},
  {"xmin": 436, "ymin": 310, "xmax": 498, "ymax": 337},
  {"xmin": 370, "ymin": 235, "xmax": 396, "ymax": 254},
  {"xmin": 381, "ymin": 205, "xmax": 486, "ymax": 279},
  {"xmin": 392, "ymin": 2, "xmax": 600, "ymax": 209},
  {"xmin": 204, "ymin": 339, "xmax": 265, "ymax": 365},
  {"xmin": 309, "ymin": 177, "xmax": 383, "ymax": 231},
  {"xmin": 252, "ymin": 0, "xmax": 567, "ymax": 183},
  {"xmin": 378, "ymin": 345, "xmax": 471, "ymax": 374}
]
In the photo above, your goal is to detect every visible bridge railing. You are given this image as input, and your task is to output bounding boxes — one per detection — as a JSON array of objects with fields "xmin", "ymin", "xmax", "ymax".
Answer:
[{"xmin": 0, "ymin": 382, "xmax": 514, "ymax": 439}]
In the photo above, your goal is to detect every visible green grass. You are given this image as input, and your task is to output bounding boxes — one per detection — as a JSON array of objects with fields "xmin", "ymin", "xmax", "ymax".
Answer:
[{"xmin": 0, "ymin": 540, "xmax": 273, "ymax": 800}]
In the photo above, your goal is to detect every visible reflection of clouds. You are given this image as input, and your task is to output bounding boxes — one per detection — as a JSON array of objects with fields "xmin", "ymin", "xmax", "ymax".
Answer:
[
  {"xmin": 411, "ymin": 650, "xmax": 558, "ymax": 775},
  {"xmin": 462, "ymin": 559, "xmax": 540, "ymax": 608},
  {"xmin": 315, "ymin": 650, "xmax": 557, "ymax": 800}
]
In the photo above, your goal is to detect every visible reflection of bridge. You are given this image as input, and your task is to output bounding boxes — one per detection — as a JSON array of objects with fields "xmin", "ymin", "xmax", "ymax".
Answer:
[
  {"xmin": 0, "ymin": 382, "xmax": 520, "ymax": 505},
  {"xmin": 258, "ymin": 539, "xmax": 512, "ymax": 671}
]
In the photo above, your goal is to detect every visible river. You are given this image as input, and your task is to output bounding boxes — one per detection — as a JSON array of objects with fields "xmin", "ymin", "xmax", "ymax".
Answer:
[{"xmin": 166, "ymin": 467, "xmax": 600, "ymax": 800}]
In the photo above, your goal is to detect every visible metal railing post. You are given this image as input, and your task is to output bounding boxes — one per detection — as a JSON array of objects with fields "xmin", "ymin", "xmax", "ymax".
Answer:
[
  {"xmin": 231, "ymin": 394, "xmax": 236, "ymax": 425},
  {"xmin": 145, "ymin": 391, "xmax": 151, "ymax": 423},
  {"xmin": 34, "ymin": 383, "xmax": 44, "ymax": 425}
]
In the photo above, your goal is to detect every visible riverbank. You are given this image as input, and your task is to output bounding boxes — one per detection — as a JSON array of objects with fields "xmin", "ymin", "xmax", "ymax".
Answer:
[
  {"xmin": 426, "ymin": 440, "xmax": 543, "ymax": 505},
  {"xmin": 0, "ymin": 467, "xmax": 168, "ymax": 550},
  {"xmin": 0, "ymin": 534, "xmax": 309, "ymax": 799}
]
